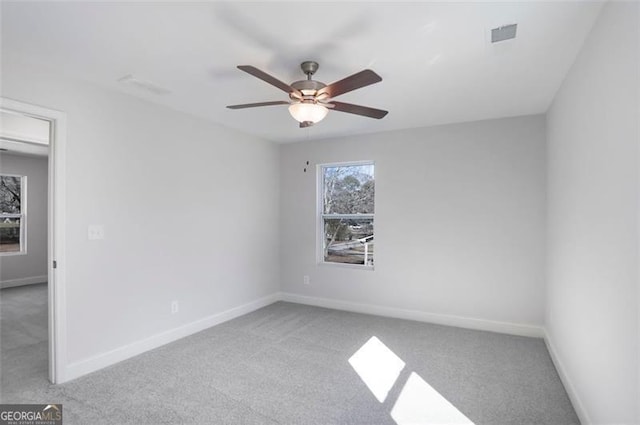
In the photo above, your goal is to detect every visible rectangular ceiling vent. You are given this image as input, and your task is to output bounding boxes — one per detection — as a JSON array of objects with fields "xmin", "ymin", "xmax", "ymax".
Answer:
[
  {"xmin": 491, "ymin": 24, "xmax": 517, "ymax": 43},
  {"xmin": 117, "ymin": 74, "xmax": 171, "ymax": 95}
]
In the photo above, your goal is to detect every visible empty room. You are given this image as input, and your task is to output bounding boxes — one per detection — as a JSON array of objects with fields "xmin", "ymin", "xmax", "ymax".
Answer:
[{"xmin": 0, "ymin": 1, "xmax": 638, "ymax": 425}]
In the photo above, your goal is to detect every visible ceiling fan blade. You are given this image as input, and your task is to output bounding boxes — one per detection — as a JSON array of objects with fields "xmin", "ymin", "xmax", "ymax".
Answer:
[
  {"xmin": 226, "ymin": 101, "xmax": 290, "ymax": 109},
  {"xmin": 329, "ymin": 101, "xmax": 388, "ymax": 119},
  {"xmin": 237, "ymin": 65, "xmax": 301, "ymax": 97},
  {"xmin": 319, "ymin": 69, "xmax": 382, "ymax": 99}
]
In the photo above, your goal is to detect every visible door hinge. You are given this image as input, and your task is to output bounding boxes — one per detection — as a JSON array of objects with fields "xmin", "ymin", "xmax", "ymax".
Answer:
[{"xmin": 53, "ymin": 260, "xmax": 57, "ymax": 269}]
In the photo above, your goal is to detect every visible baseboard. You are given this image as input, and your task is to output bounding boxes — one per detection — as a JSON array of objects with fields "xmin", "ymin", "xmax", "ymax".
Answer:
[
  {"xmin": 279, "ymin": 292, "xmax": 544, "ymax": 338},
  {"xmin": 64, "ymin": 293, "xmax": 280, "ymax": 382},
  {"xmin": 62, "ymin": 291, "xmax": 544, "ymax": 383},
  {"xmin": 1, "ymin": 275, "xmax": 47, "ymax": 289},
  {"xmin": 544, "ymin": 330, "xmax": 591, "ymax": 425}
]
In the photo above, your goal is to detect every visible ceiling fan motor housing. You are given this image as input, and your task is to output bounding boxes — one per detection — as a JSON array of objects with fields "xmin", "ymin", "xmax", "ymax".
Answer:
[{"xmin": 290, "ymin": 80, "xmax": 326, "ymax": 101}]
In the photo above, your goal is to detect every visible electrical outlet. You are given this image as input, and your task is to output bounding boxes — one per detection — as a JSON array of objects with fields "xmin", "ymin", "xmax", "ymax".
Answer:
[
  {"xmin": 171, "ymin": 300, "xmax": 179, "ymax": 314},
  {"xmin": 87, "ymin": 225, "xmax": 105, "ymax": 240},
  {"xmin": 303, "ymin": 275, "xmax": 310, "ymax": 285}
]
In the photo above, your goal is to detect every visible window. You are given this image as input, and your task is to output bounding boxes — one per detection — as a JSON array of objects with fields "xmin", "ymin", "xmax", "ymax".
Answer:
[
  {"xmin": 0, "ymin": 174, "xmax": 26, "ymax": 254},
  {"xmin": 319, "ymin": 162, "xmax": 374, "ymax": 267}
]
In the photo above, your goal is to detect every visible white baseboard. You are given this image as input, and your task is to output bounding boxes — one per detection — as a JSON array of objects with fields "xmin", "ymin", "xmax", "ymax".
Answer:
[
  {"xmin": 59, "ymin": 291, "xmax": 589, "ymax": 424},
  {"xmin": 279, "ymin": 292, "xmax": 544, "ymax": 338},
  {"xmin": 64, "ymin": 293, "xmax": 280, "ymax": 382},
  {"xmin": 1, "ymin": 275, "xmax": 47, "ymax": 289},
  {"xmin": 544, "ymin": 331, "xmax": 591, "ymax": 425},
  {"xmin": 62, "ymin": 291, "xmax": 545, "ymax": 383}
]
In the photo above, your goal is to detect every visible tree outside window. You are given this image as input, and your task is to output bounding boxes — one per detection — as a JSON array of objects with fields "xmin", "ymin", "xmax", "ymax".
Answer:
[
  {"xmin": 0, "ymin": 175, "xmax": 26, "ymax": 254},
  {"xmin": 320, "ymin": 163, "xmax": 374, "ymax": 266}
]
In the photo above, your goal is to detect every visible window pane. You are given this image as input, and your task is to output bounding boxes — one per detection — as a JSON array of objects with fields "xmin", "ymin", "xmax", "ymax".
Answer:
[
  {"xmin": 0, "ymin": 175, "xmax": 22, "ymax": 214},
  {"xmin": 324, "ymin": 218, "xmax": 374, "ymax": 265},
  {"xmin": 0, "ymin": 217, "xmax": 21, "ymax": 253},
  {"xmin": 323, "ymin": 165, "xmax": 374, "ymax": 214}
]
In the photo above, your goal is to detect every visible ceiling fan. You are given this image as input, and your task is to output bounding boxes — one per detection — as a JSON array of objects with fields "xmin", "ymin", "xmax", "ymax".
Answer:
[{"xmin": 226, "ymin": 61, "xmax": 388, "ymax": 128}]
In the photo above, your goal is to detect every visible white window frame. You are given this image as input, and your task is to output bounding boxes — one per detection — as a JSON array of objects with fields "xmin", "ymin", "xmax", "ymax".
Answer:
[
  {"xmin": 0, "ymin": 173, "xmax": 27, "ymax": 256},
  {"xmin": 317, "ymin": 160, "xmax": 375, "ymax": 270}
]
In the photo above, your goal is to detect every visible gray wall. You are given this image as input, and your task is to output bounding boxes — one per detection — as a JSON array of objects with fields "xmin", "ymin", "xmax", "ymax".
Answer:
[
  {"xmin": 280, "ymin": 115, "xmax": 547, "ymax": 328},
  {"xmin": 546, "ymin": 1, "xmax": 639, "ymax": 423},
  {"xmin": 0, "ymin": 153, "xmax": 48, "ymax": 286},
  {"xmin": 1, "ymin": 60, "xmax": 281, "ymax": 366}
]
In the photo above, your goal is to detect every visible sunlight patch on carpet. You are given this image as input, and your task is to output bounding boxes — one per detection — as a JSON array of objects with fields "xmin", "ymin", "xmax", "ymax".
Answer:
[
  {"xmin": 348, "ymin": 336, "xmax": 405, "ymax": 402},
  {"xmin": 391, "ymin": 372, "xmax": 475, "ymax": 425}
]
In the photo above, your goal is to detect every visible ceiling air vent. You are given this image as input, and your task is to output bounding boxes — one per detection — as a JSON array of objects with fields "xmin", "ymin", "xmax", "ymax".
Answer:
[
  {"xmin": 491, "ymin": 24, "xmax": 517, "ymax": 43},
  {"xmin": 117, "ymin": 74, "xmax": 171, "ymax": 95}
]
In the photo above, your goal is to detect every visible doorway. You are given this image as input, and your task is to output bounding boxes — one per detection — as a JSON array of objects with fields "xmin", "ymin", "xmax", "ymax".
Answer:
[{"xmin": 0, "ymin": 98, "xmax": 66, "ymax": 384}]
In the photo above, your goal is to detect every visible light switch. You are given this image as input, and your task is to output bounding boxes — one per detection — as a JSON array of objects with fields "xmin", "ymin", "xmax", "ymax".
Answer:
[{"xmin": 88, "ymin": 225, "xmax": 105, "ymax": 240}]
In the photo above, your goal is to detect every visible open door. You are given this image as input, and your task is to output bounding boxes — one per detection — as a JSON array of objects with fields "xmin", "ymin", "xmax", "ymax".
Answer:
[{"xmin": 0, "ymin": 97, "xmax": 67, "ymax": 383}]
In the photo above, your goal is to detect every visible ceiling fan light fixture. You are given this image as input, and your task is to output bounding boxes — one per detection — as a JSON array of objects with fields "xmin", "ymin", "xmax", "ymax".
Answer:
[
  {"xmin": 227, "ymin": 62, "xmax": 388, "ymax": 127},
  {"xmin": 288, "ymin": 102, "xmax": 328, "ymax": 124}
]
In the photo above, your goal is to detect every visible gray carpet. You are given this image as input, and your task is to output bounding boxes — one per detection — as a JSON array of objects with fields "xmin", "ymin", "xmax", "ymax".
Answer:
[
  {"xmin": 0, "ymin": 284, "xmax": 579, "ymax": 424},
  {"xmin": 0, "ymin": 283, "xmax": 49, "ymax": 399}
]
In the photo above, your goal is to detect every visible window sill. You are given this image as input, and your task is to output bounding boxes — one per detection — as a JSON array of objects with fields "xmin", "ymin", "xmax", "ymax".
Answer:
[
  {"xmin": 0, "ymin": 251, "xmax": 28, "ymax": 257},
  {"xmin": 318, "ymin": 261, "xmax": 374, "ymax": 271}
]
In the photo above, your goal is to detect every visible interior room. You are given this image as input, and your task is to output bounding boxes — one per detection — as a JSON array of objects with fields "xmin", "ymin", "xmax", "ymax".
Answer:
[
  {"xmin": 0, "ymin": 111, "xmax": 51, "ymax": 404},
  {"xmin": 0, "ymin": 1, "xmax": 638, "ymax": 425}
]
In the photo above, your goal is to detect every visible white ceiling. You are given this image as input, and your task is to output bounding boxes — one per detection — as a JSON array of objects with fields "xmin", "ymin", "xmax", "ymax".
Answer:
[{"xmin": 1, "ymin": 1, "xmax": 603, "ymax": 143}]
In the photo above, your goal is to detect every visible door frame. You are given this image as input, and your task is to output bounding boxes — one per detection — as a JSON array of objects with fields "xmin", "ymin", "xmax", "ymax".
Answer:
[{"xmin": 1, "ymin": 97, "xmax": 67, "ymax": 383}]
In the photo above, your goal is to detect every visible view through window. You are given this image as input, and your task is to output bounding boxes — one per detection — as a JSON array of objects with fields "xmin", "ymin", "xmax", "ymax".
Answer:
[
  {"xmin": 0, "ymin": 175, "xmax": 25, "ymax": 254},
  {"xmin": 320, "ymin": 162, "xmax": 374, "ymax": 266}
]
